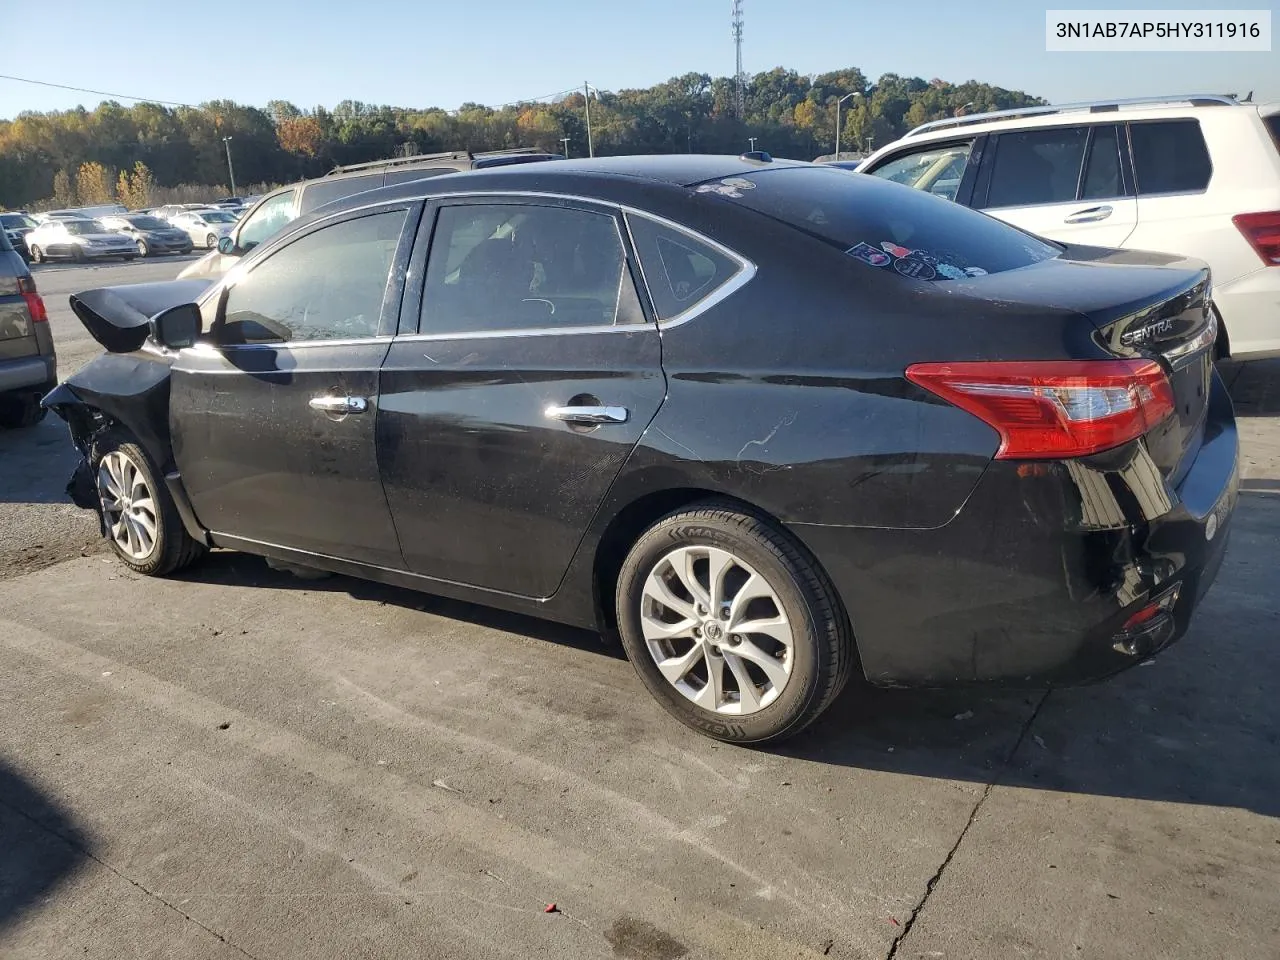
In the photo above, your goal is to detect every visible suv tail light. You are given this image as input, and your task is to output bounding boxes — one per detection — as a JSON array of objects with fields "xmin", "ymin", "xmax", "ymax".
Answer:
[
  {"xmin": 905, "ymin": 359, "xmax": 1175, "ymax": 459},
  {"xmin": 1232, "ymin": 211, "xmax": 1280, "ymax": 265},
  {"xmin": 16, "ymin": 276, "xmax": 48, "ymax": 323}
]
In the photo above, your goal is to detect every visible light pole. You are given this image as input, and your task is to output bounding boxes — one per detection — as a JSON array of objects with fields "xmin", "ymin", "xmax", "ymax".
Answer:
[
  {"xmin": 834, "ymin": 91, "xmax": 861, "ymax": 160},
  {"xmin": 747, "ymin": 136, "xmax": 758, "ymax": 152},
  {"xmin": 583, "ymin": 83, "xmax": 600, "ymax": 158},
  {"xmin": 221, "ymin": 136, "xmax": 237, "ymax": 197},
  {"xmin": 559, "ymin": 137, "xmax": 571, "ymax": 158}
]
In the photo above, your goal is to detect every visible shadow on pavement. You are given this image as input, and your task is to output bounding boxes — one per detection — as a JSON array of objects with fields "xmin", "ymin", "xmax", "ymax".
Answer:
[
  {"xmin": 0, "ymin": 758, "xmax": 90, "ymax": 934},
  {"xmin": 1222, "ymin": 358, "xmax": 1280, "ymax": 417},
  {"xmin": 0, "ymin": 415, "xmax": 80, "ymax": 506}
]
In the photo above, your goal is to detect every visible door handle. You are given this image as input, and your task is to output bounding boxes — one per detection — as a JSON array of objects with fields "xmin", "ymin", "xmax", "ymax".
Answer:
[
  {"xmin": 308, "ymin": 395, "xmax": 368, "ymax": 415},
  {"xmin": 1063, "ymin": 205, "xmax": 1113, "ymax": 224},
  {"xmin": 545, "ymin": 404, "xmax": 629, "ymax": 424}
]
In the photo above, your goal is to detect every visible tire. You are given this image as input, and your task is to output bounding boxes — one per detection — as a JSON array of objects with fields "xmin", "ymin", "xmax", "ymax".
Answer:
[
  {"xmin": 72, "ymin": 246, "xmax": 86, "ymax": 263},
  {"xmin": 206, "ymin": 233, "xmax": 218, "ymax": 249},
  {"xmin": 28, "ymin": 245, "xmax": 43, "ymax": 264},
  {"xmin": 121, "ymin": 255, "xmax": 136, "ymax": 262},
  {"xmin": 0, "ymin": 394, "xmax": 46, "ymax": 429},
  {"xmin": 615, "ymin": 501, "xmax": 854, "ymax": 744},
  {"xmin": 136, "ymin": 239, "xmax": 149, "ymax": 257},
  {"xmin": 181, "ymin": 245, "xmax": 193, "ymax": 255},
  {"xmin": 92, "ymin": 431, "xmax": 206, "ymax": 576}
]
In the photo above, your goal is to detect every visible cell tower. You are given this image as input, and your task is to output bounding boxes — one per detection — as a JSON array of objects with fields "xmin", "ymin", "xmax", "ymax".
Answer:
[{"xmin": 731, "ymin": 0, "xmax": 745, "ymax": 117}]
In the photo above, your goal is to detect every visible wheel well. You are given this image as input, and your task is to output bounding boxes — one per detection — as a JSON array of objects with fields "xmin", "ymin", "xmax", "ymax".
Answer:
[{"xmin": 1213, "ymin": 304, "xmax": 1230, "ymax": 360}]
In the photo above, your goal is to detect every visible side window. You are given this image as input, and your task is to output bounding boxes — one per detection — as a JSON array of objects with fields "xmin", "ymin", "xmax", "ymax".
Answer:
[
  {"xmin": 1081, "ymin": 125, "xmax": 1124, "ymax": 200},
  {"xmin": 985, "ymin": 127, "xmax": 1089, "ymax": 208},
  {"xmin": 220, "ymin": 210, "xmax": 407, "ymax": 345},
  {"xmin": 865, "ymin": 141, "xmax": 973, "ymax": 201},
  {"xmin": 237, "ymin": 189, "xmax": 297, "ymax": 251},
  {"xmin": 300, "ymin": 174, "xmax": 382, "ymax": 215},
  {"xmin": 1129, "ymin": 120, "xmax": 1212, "ymax": 195},
  {"xmin": 421, "ymin": 203, "xmax": 641, "ymax": 334},
  {"xmin": 626, "ymin": 215, "xmax": 745, "ymax": 322}
]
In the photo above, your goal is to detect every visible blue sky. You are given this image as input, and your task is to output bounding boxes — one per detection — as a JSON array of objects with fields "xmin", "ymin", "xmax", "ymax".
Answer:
[{"xmin": 2, "ymin": 0, "xmax": 1276, "ymax": 118}]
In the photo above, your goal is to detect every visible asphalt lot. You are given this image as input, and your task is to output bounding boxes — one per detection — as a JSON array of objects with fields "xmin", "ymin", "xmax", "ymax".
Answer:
[{"xmin": 1, "ymin": 258, "xmax": 1278, "ymax": 960}]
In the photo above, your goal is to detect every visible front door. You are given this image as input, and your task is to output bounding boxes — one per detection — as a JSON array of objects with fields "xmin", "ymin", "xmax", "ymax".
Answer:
[
  {"xmin": 378, "ymin": 198, "xmax": 667, "ymax": 598},
  {"xmin": 978, "ymin": 124, "xmax": 1139, "ymax": 248},
  {"xmin": 171, "ymin": 204, "xmax": 418, "ymax": 566}
]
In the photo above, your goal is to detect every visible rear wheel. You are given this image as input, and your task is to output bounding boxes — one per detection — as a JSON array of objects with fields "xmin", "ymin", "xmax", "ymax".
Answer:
[
  {"xmin": 206, "ymin": 233, "xmax": 218, "ymax": 249},
  {"xmin": 136, "ymin": 239, "xmax": 149, "ymax": 257},
  {"xmin": 28, "ymin": 244, "xmax": 43, "ymax": 264},
  {"xmin": 0, "ymin": 394, "xmax": 45, "ymax": 429},
  {"xmin": 615, "ymin": 501, "xmax": 854, "ymax": 744},
  {"xmin": 93, "ymin": 432, "xmax": 206, "ymax": 576},
  {"xmin": 121, "ymin": 255, "xmax": 136, "ymax": 261},
  {"xmin": 72, "ymin": 246, "xmax": 86, "ymax": 263}
]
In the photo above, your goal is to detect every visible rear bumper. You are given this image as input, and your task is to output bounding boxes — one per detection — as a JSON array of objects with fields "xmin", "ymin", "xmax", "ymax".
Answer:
[
  {"xmin": 0, "ymin": 355, "xmax": 56, "ymax": 394},
  {"xmin": 790, "ymin": 371, "xmax": 1239, "ymax": 687},
  {"xmin": 1213, "ymin": 267, "xmax": 1280, "ymax": 360}
]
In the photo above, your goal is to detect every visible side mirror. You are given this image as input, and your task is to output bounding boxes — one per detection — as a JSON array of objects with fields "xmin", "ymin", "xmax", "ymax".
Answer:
[
  {"xmin": 217, "ymin": 235, "xmax": 236, "ymax": 255},
  {"xmin": 149, "ymin": 303, "xmax": 202, "ymax": 350}
]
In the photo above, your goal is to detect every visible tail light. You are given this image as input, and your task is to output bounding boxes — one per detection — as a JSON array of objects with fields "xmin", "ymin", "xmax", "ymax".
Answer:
[
  {"xmin": 1232, "ymin": 211, "xmax": 1280, "ymax": 265},
  {"xmin": 905, "ymin": 359, "xmax": 1175, "ymax": 459},
  {"xmin": 16, "ymin": 276, "xmax": 47, "ymax": 323}
]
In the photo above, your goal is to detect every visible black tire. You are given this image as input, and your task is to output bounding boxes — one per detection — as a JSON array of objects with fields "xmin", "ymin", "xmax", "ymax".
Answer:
[
  {"xmin": 181, "ymin": 245, "xmax": 193, "ymax": 255},
  {"xmin": 72, "ymin": 246, "xmax": 87, "ymax": 263},
  {"xmin": 206, "ymin": 233, "xmax": 218, "ymax": 249},
  {"xmin": 136, "ymin": 239, "xmax": 149, "ymax": 257},
  {"xmin": 92, "ymin": 431, "xmax": 207, "ymax": 576},
  {"xmin": 615, "ymin": 501, "xmax": 854, "ymax": 744},
  {"xmin": 28, "ymin": 245, "xmax": 43, "ymax": 264},
  {"xmin": 0, "ymin": 394, "xmax": 46, "ymax": 429},
  {"xmin": 121, "ymin": 255, "xmax": 136, "ymax": 262}
]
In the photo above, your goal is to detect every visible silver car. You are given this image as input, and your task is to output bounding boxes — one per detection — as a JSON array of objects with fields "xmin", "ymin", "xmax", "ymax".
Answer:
[
  {"xmin": 169, "ymin": 208, "xmax": 240, "ymax": 249},
  {"xmin": 25, "ymin": 219, "xmax": 138, "ymax": 263},
  {"xmin": 98, "ymin": 214, "xmax": 194, "ymax": 257}
]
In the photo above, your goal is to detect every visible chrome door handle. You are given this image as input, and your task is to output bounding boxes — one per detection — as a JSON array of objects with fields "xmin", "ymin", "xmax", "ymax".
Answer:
[
  {"xmin": 309, "ymin": 395, "xmax": 368, "ymax": 415},
  {"xmin": 545, "ymin": 404, "xmax": 629, "ymax": 424},
  {"xmin": 1064, "ymin": 204, "xmax": 1113, "ymax": 224}
]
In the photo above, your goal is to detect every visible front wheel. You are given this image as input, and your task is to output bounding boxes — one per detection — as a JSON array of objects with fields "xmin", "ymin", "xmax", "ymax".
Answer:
[
  {"xmin": 93, "ymin": 432, "xmax": 206, "ymax": 576},
  {"xmin": 206, "ymin": 233, "xmax": 218, "ymax": 249},
  {"xmin": 28, "ymin": 245, "xmax": 43, "ymax": 264},
  {"xmin": 136, "ymin": 239, "xmax": 149, "ymax": 257},
  {"xmin": 615, "ymin": 501, "xmax": 854, "ymax": 744}
]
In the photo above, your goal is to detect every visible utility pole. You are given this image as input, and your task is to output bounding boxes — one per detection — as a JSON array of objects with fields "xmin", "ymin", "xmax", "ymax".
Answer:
[
  {"xmin": 834, "ymin": 91, "xmax": 859, "ymax": 160},
  {"xmin": 221, "ymin": 136, "xmax": 237, "ymax": 196},
  {"xmin": 584, "ymin": 82, "xmax": 595, "ymax": 158},
  {"xmin": 731, "ymin": 0, "xmax": 745, "ymax": 118}
]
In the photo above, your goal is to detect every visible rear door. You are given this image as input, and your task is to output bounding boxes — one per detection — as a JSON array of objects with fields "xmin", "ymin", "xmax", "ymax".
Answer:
[
  {"xmin": 976, "ymin": 124, "xmax": 1138, "ymax": 247},
  {"xmin": 378, "ymin": 197, "xmax": 666, "ymax": 597}
]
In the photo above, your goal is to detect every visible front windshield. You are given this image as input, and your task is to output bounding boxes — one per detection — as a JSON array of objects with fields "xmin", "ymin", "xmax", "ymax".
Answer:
[
  {"xmin": 129, "ymin": 216, "xmax": 170, "ymax": 230},
  {"xmin": 1, "ymin": 214, "xmax": 37, "ymax": 229},
  {"xmin": 201, "ymin": 211, "xmax": 238, "ymax": 223},
  {"xmin": 64, "ymin": 220, "xmax": 105, "ymax": 236}
]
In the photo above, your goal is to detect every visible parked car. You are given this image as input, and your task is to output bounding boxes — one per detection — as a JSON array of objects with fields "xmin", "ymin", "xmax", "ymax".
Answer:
[
  {"xmin": 859, "ymin": 93, "xmax": 1280, "ymax": 360},
  {"xmin": 178, "ymin": 148, "xmax": 562, "ymax": 279},
  {"xmin": 99, "ymin": 214, "xmax": 194, "ymax": 257},
  {"xmin": 154, "ymin": 203, "xmax": 210, "ymax": 222},
  {"xmin": 1, "ymin": 212, "xmax": 39, "ymax": 260},
  {"xmin": 26, "ymin": 218, "xmax": 138, "ymax": 263},
  {"xmin": 0, "ymin": 228, "xmax": 55, "ymax": 428},
  {"xmin": 168, "ymin": 208, "xmax": 240, "ymax": 248},
  {"xmin": 47, "ymin": 156, "xmax": 1236, "ymax": 743}
]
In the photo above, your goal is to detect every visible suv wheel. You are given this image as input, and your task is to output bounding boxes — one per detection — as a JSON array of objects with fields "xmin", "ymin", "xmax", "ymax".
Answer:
[
  {"xmin": 0, "ymin": 394, "xmax": 46, "ymax": 429},
  {"xmin": 615, "ymin": 501, "xmax": 854, "ymax": 743},
  {"xmin": 93, "ymin": 431, "xmax": 206, "ymax": 576}
]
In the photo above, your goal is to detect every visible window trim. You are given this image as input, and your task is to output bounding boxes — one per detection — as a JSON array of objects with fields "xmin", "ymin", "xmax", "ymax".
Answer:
[
  {"xmin": 1076, "ymin": 123, "xmax": 1133, "ymax": 203},
  {"xmin": 209, "ymin": 201, "xmax": 421, "ymax": 348},
  {"xmin": 1123, "ymin": 118, "xmax": 1214, "ymax": 198}
]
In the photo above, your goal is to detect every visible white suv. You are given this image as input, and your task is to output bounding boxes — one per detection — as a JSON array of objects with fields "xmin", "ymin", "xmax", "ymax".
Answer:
[{"xmin": 859, "ymin": 95, "xmax": 1280, "ymax": 360}]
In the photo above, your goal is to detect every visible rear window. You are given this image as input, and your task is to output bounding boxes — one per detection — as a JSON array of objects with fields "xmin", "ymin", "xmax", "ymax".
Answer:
[
  {"xmin": 1129, "ymin": 120, "xmax": 1212, "ymax": 195},
  {"xmin": 627, "ymin": 214, "xmax": 744, "ymax": 321},
  {"xmin": 728, "ymin": 167, "xmax": 1059, "ymax": 280}
]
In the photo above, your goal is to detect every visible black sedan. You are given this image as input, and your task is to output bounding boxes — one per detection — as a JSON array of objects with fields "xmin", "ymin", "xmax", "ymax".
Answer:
[
  {"xmin": 43, "ymin": 156, "xmax": 1238, "ymax": 743},
  {"xmin": 98, "ymin": 214, "xmax": 194, "ymax": 257}
]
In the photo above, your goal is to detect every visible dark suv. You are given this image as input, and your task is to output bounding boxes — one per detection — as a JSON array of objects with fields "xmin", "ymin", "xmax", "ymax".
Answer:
[
  {"xmin": 0, "ymin": 228, "xmax": 55, "ymax": 428},
  {"xmin": 178, "ymin": 147, "xmax": 561, "ymax": 279},
  {"xmin": 1, "ymin": 212, "xmax": 38, "ymax": 262}
]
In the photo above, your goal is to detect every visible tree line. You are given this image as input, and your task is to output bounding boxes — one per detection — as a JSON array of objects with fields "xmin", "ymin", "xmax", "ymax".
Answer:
[{"xmin": 0, "ymin": 67, "xmax": 1042, "ymax": 210}]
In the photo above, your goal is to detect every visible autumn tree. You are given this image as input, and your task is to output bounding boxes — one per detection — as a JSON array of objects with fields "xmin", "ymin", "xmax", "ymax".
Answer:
[
  {"xmin": 75, "ymin": 161, "xmax": 115, "ymax": 204},
  {"xmin": 116, "ymin": 161, "xmax": 154, "ymax": 209},
  {"xmin": 52, "ymin": 169, "xmax": 75, "ymax": 207},
  {"xmin": 278, "ymin": 115, "xmax": 324, "ymax": 156}
]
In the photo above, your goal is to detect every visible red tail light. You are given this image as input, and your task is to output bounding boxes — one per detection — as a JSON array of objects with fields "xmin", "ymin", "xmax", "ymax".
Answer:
[
  {"xmin": 905, "ymin": 359, "xmax": 1176, "ymax": 460},
  {"xmin": 1233, "ymin": 211, "xmax": 1280, "ymax": 265},
  {"xmin": 17, "ymin": 276, "xmax": 48, "ymax": 323}
]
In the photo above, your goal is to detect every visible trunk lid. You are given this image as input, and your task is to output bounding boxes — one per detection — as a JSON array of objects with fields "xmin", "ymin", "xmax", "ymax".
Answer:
[{"xmin": 0, "ymin": 250, "xmax": 38, "ymax": 359}]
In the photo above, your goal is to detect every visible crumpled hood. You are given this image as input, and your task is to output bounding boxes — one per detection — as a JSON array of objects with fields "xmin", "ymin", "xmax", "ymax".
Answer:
[{"xmin": 69, "ymin": 279, "xmax": 213, "ymax": 353}]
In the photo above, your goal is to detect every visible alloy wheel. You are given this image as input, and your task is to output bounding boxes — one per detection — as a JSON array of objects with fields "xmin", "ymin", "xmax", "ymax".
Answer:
[
  {"xmin": 97, "ymin": 450, "xmax": 158, "ymax": 561},
  {"xmin": 640, "ymin": 545, "xmax": 794, "ymax": 715},
  {"xmin": 137, "ymin": 239, "xmax": 148, "ymax": 256}
]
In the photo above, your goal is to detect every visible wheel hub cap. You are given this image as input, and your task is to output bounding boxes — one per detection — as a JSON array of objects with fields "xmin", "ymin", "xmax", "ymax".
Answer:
[
  {"xmin": 640, "ymin": 545, "xmax": 794, "ymax": 716},
  {"xmin": 97, "ymin": 451, "xmax": 158, "ymax": 561}
]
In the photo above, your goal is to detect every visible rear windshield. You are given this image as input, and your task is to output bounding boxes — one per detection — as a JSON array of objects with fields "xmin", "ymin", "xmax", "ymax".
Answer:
[
  {"xmin": 725, "ymin": 166, "xmax": 1060, "ymax": 280},
  {"xmin": 128, "ymin": 216, "xmax": 170, "ymax": 230}
]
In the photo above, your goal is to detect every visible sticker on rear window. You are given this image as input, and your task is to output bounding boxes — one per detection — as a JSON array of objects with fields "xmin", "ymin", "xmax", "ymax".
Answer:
[
  {"xmin": 893, "ymin": 256, "xmax": 937, "ymax": 280},
  {"xmin": 695, "ymin": 177, "xmax": 758, "ymax": 199},
  {"xmin": 846, "ymin": 242, "xmax": 891, "ymax": 267}
]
